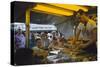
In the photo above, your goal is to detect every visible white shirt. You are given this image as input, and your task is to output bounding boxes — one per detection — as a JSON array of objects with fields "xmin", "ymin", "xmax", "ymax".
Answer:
[{"xmin": 77, "ymin": 19, "xmax": 96, "ymax": 40}]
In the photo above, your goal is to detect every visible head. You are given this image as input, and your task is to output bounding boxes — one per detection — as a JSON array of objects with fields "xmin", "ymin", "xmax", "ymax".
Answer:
[
  {"xmin": 17, "ymin": 28, "xmax": 22, "ymax": 34},
  {"xmin": 36, "ymin": 38, "xmax": 42, "ymax": 48},
  {"xmin": 41, "ymin": 32, "xmax": 48, "ymax": 39},
  {"xmin": 52, "ymin": 37, "xmax": 58, "ymax": 44},
  {"xmin": 79, "ymin": 13, "xmax": 88, "ymax": 25},
  {"xmin": 76, "ymin": 10, "xmax": 88, "ymax": 23},
  {"xmin": 73, "ymin": 9, "xmax": 84, "ymax": 18}
]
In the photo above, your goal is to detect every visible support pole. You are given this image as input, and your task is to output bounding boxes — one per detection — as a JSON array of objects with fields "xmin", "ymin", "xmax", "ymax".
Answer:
[{"xmin": 25, "ymin": 9, "xmax": 30, "ymax": 48}]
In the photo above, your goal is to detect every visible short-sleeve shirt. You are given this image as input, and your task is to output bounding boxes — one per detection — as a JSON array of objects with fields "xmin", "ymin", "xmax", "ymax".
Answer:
[
  {"xmin": 77, "ymin": 19, "xmax": 96, "ymax": 40},
  {"xmin": 15, "ymin": 34, "xmax": 25, "ymax": 48}
]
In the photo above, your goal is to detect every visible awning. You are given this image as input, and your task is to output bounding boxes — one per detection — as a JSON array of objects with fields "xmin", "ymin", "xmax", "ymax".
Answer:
[{"xmin": 31, "ymin": 3, "xmax": 88, "ymax": 16}]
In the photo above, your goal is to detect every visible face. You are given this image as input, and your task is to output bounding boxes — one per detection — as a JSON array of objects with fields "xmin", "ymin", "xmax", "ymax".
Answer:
[
  {"xmin": 18, "ymin": 29, "xmax": 22, "ymax": 34},
  {"xmin": 79, "ymin": 15, "xmax": 88, "ymax": 24},
  {"xmin": 59, "ymin": 38, "xmax": 64, "ymax": 45},
  {"xmin": 36, "ymin": 39, "xmax": 42, "ymax": 47},
  {"xmin": 41, "ymin": 34, "xmax": 47, "ymax": 39},
  {"xmin": 52, "ymin": 38, "xmax": 58, "ymax": 45}
]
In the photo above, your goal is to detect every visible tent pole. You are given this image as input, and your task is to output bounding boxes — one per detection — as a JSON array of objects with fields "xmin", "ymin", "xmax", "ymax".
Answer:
[{"xmin": 25, "ymin": 9, "xmax": 30, "ymax": 48}]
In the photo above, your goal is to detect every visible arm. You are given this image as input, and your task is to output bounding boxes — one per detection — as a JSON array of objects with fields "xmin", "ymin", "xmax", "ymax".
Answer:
[
  {"xmin": 84, "ymin": 28, "xmax": 97, "ymax": 47},
  {"xmin": 72, "ymin": 29, "xmax": 81, "ymax": 45},
  {"xmin": 78, "ymin": 28, "xmax": 97, "ymax": 49}
]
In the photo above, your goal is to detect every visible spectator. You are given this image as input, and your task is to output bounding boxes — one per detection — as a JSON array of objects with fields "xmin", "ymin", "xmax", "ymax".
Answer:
[
  {"xmin": 32, "ymin": 38, "xmax": 48, "ymax": 64},
  {"xmin": 32, "ymin": 38, "xmax": 44, "ymax": 51},
  {"xmin": 41, "ymin": 32, "xmax": 50, "ymax": 49},
  {"xmin": 15, "ymin": 28, "xmax": 25, "ymax": 49},
  {"xmin": 30, "ymin": 32, "xmax": 36, "ymax": 48}
]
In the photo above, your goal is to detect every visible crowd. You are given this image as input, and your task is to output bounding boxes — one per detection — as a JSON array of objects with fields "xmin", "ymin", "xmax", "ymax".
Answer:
[
  {"xmin": 14, "ymin": 29, "xmax": 68, "ymax": 65},
  {"xmin": 14, "ymin": 29, "xmax": 66, "ymax": 50}
]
